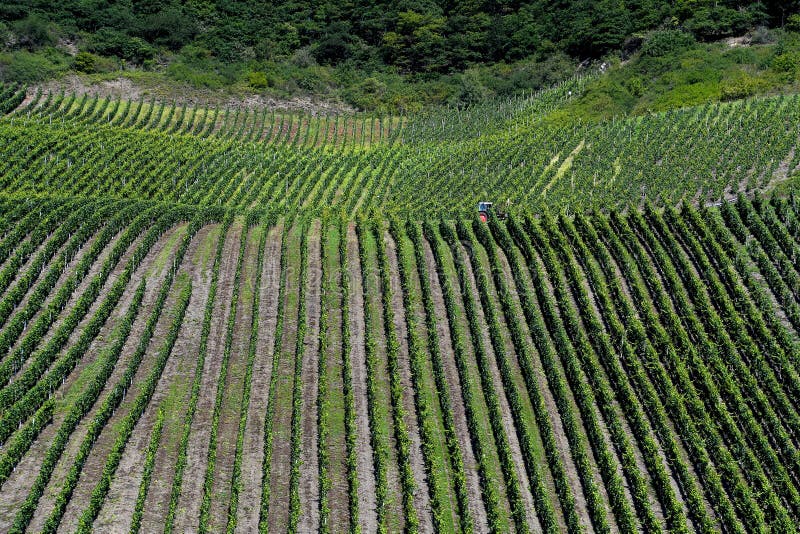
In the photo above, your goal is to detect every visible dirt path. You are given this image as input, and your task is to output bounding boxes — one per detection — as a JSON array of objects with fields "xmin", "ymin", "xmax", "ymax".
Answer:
[
  {"xmin": 345, "ymin": 224, "xmax": 378, "ymax": 532},
  {"xmin": 531, "ymin": 230, "xmax": 649, "ymax": 529},
  {"xmin": 520, "ymin": 246, "xmax": 621, "ymax": 531},
  {"xmin": 298, "ymin": 220, "xmax": 322, "ymax": 531},
  {"xmin": 599, "ymin": 234, "xmax": 699, "ymax": 513},
  {"xmin": 324, "ymin": 224, "xmax": 350, "ymax": 532},
  {"xmin": 0, "ymin": 222, "xmax": 175, "ymax": 533},
  {"xmin": 554, "ymin": 240, "xmax": 664, "ymax": 522},
  {"xmin": 358, "ymin": 225, "xmax": 404, "ymax": 532},
  {"xmin": 384, "ymin": 233, "xmax": 434, "ymax": 532},
  {"xmin": 206, "ymin": 224, "xmax": 260, "ymax": 532},
  {"xmin": 171, "ymin": 223, "xmax": 243, "ymax": 533},
  {"xmin": 266, "ymin": 223, "xmax": 302, "ymax": 533},
  {"xmin": 433, "ymin": 231, "xmax": 517, "ymax": 531},
  {"xmin": 94, "ymin": 225, "xmax": 219, "ymax": 532},
  {"xmin": 458, "ymin": 239, "xmax": 540, "ymax": 531},
  {"xmin": 612, "ymin": 220, "xmax": 724, "ymax": 527},
  {"xmin": 54, "ymin": 233, "xmax": 192, "ymax": 534},
  {"xmin": 495, "ymin": 240, "xmax": 595, "ymax": 530},
  {"xmin": 137, "ymin": 224, "xmax": 223, "ymax": 533},
  {"xmin": 422, "ymin": 237, "xmax": 490, "ymax": 532},
  {"xmin": 235, "ymin": 222, "xmax": 283, "ymax": 532}
]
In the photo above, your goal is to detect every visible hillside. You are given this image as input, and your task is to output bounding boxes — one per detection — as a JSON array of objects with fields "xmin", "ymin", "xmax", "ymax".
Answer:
[
  {"xmin": 1, "ymin": 191, "xmax": 800, "ymax": 532},
  {"xmin": 1, "ymin": 80, "xmax": 798, "ymax": 216},
  {"xmin": 1, "ymin": 1, "xmax": 799, "ymax": 111},
  {"xmin": 1, "ymin": 42, "xmax": 800, "ymax": 534}
]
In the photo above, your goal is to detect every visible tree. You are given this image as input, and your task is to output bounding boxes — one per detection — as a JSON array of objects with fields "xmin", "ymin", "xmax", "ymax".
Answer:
[
  {"xmin": 12, "ymin": 14, "xmax": 58, "ymax": 50},
  {"xmin": 382, "ymin": 10, "xmax": 447, "ymax": 72}
]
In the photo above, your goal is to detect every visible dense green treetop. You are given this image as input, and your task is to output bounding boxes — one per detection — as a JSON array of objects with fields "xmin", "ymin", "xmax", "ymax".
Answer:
[
  {"xmin": 2, "ymin": 1, "xmax": 797, "ymax": 68},
  {"xmin": 0, "ymin": 1, "xmax": 799, "ymax": 111}
]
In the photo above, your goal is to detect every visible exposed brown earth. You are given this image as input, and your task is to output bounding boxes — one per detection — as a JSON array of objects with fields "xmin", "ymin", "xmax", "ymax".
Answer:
[
  {"xmin": 384, "ymin": 232, "xmax": 434, "ymax": 532},
  {"xmin": 495, "ymin": 240, "xmax": 593, "ymax": 531},
  {"xmin": 171, "ymin": 223, "xmax": 243, "ymax": 533},
  {"xmin": 421, "ymin": 236, "xmax": 490, "ymax": 532},
  {"xmin": 398, "ymin": 231, "xmax": 461, "ymax": 529},
  {"xmin": 3, "ymin": 226, "xmax": 102, "ymax": 360},
  {"xmin": 18, "ymin": 223, "xmax": 180, "ymax": 532},
  {"xmin": 95, "ymin": 224, "xmax": 219, "ymax": 532},
  {"xmin": 298, "ymin": 220, "xmax": 322, "ymax": 531},
  {"xmin": 359, "ymin": 226, "xmax": 404, "ymax": 532},
  {"xmin": 235, "ymin": 222, "xmax": 283, "ymax": 533},
  {"xmin": 456, "ymin": 238, "xmax": 540, "ymax": 531},
  {"xmin": 324, "ymin": 226, "xmax": 351, "ymax": 533},
  {"xmin": 0, "ymin": 222, "xmax": 177, "ymax": 533},
  {"xmin": 138, "ymin": 224, "xmax": 224, "ymax": 533},
  {"xmin": 345, "ymin": 223, "xmax": 378, "ymax": 533},
  {"xmin": 10, "ymin": 224, "xmax": 127, "ymax": 381},
  {"xmin": 206, "ymin": 225, "xmax": 259, "ymax": 532},
  {"xmin": 3, "ymin": 208, "xmax": 773, "ymax": 533},
  {"xmin": 528, "ymin": 237, "xmax": 643, "ymax": 528},
  {"xmin": 266, "ymin": 223, "xmax": 301, "ymax": 533},
  {"xmin": 54, "ymin": 229, "xmax": 191, "ymax": 534}
]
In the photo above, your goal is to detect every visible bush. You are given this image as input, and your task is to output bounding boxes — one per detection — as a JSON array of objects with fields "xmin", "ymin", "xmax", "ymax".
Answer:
[
  {"xmin": 12, "ymin": 14, "xmax": 58, "ymax": 50},
  {"xmin": 342, "ymin": 76, "xmax": 389, "ymax": 110},
  {"xmin": 787, "ymin": 14, "xmax": 800, "ymax": 34},
  {"xmin": 623, "ymin": 76, "xmax": 645, "ymax": 97},
  {"xmin": 750, "ymin": 26, "xmax": 774, "ymax": 45},
  {"xmin": 73, "ymin": 51, "xmax": 95, "ymax": 73},
  {"xmin": 86, "ymin": 29, "xmax": 155, "ymax": 64},
  {"xmin": 647, "ymin": 81, "xmax": 719, "ymax": 110},
  {"xmin": 290, "ymin": 47, "xmax": 316, "ymax": 68},
  {"xmin": 73, "ymin": 51, "xmax": 118, "ymax": 74},
  {"xmin": 247, "ymin": 70, "xmax": 269, "ymax": 89},
  {"xmin": 721, "ymin": 73, "xmax": 765, "ymax": 100},
  {"xmin": 313, "ymin": 33, "xmax": 352, "ymax": 65},
  {"xmin": 684, "ymin": 6, "xmax": 755, "ymax": 40},
  {"xmin": 166, "ymin": 61, "xmax": 225, "ymax": 88},
  {"xmin": 139, "ymin": 6, "xmax": 196, "ymax": 50},
  {"xmin": 641, "ymin": 30, "xmax": 696, "ymax": 57},
  {"xmin": 0, "ymin": 50, "xmax": 67, "ymax": 83},
  {"xmin": 451, "ymin": 70, "xmax": 489, "ymax": 107},
  {"xmin": 0, "ymin": 22, "xmax": 9, "ymax": 47},
  {"xmin": 772, "ymin": 52, "xmax": 800, "ymax": 73}
]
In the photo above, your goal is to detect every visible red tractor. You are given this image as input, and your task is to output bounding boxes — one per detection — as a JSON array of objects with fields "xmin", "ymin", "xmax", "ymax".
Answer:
[{"xmin": 477, "ymin": 201, "xmax": 508, "ymax": 222}]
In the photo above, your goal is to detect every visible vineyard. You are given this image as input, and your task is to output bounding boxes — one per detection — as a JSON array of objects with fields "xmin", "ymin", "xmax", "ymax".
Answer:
[
  {"xmin": 0, "ymin": 81, "xmax": 798, "ymax": 217},
  {"xmin": 0, "ymin": 81, "xmax": 800, "ymax": 533}
]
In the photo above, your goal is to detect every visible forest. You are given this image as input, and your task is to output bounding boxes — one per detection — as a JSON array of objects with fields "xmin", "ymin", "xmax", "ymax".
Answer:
[{"xmin": 1, "ymin": 1, "xmax": 799, "ymax": 111}]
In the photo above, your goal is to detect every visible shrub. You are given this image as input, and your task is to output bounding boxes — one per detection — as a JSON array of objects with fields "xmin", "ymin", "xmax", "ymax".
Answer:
[
  {"xmin": 772, "ymin": 52, "xmax": 800, "ymax": 74},
  {"xmin": 12, "ymin": 14, "xmax": 58, "ymax": 50},
  {"xmin": 721, "ymin": 73, "xmax": 765, "ymax": 100},
  {"xmin": 623, "ymin": 76, "xmax": 645, "ymax": 97},
  {"xmin": 684, "ymin": 6, "xmax": 755, "ymax": 40},
  {"xmin": 166, "ymin": 60, "xmax": 225, "ymax": 88},
  {"xmin": 86, "ymin": 29, "xmax": 156, "ymax": 64},
  {"xmin": 76, "ymin": 52, "xmax": 118, "ymax": 74},
  {"xmin": 451, "ymin": 70, "xmax": 489, "ymax": 107},
  {"xmin": 786, "ymin": 14, "xmax": 800, "ymax": 34},
  {"xmin": 73, "ymin": 51, "xmax": 96, "ymax": 73},
  {"xmin": 0, "ymin": 50, "xmax": 67, "ymax": 83},
  {"xmin": 750, "ymin": 26, "xmax": 774, "ymax": 45},
  {"xmin": 641, "ymin": 30, "xmax": 696, "ymax": 57},
  {"xmin": 247, "ymin": 70, "xmax": 269, "ymax": 89}
]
